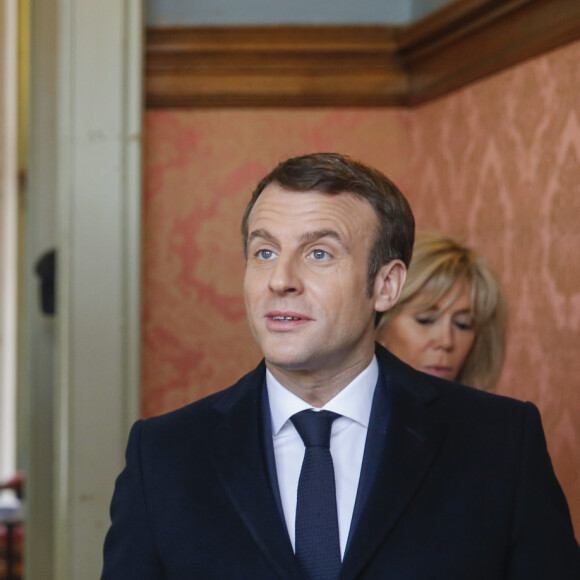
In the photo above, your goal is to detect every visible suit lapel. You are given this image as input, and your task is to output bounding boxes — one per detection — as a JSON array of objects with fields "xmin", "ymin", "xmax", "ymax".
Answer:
[
  {"xmin": 207, "ymin": 363, "xmax": 303, "ymax": 580},
  {"xmin": 340, "ymin": 347, "xmax": 448, "ymax": 579}
]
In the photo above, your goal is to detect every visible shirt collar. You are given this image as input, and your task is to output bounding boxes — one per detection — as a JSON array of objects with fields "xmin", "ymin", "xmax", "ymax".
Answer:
[{"xmin": 266, "ymin": 356, "xmax": 378, "ymax": 436}]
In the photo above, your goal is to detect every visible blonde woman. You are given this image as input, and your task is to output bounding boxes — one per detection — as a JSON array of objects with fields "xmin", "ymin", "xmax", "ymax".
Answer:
[{"xmin": 377, "ymin": 232, "xmax": 507, "ymax": 392}]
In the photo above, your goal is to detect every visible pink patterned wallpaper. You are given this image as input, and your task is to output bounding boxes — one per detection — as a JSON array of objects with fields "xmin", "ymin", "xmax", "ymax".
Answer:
[
  {"xmin": 142, "ymin": 40, "xmax": 580, "ymax": 534},
  {"xmin": 405, "ymin": 40, "xmax": 580, "ymax": 534}
]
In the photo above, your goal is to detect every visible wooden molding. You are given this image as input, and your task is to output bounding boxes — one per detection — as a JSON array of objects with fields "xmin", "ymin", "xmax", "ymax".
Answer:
[
  {"xmin": 146, "ymin": 0, "xmax": 580, "ymax": 108},
  {"xmin": 146, "ymin": 26, "xmax": 406, "ymax": 107},
  {"xmin": 401, "ymin": 0, "xmax": 580, "ymax": 105}
]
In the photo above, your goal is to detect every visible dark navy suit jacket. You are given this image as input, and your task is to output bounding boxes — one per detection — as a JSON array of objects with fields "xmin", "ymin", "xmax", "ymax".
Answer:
[{"xmin": 102, "ymin": 345, "xmax": 580, "ymax": 579}]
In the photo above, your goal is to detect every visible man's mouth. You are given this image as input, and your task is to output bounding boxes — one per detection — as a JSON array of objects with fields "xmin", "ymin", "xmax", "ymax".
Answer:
[
  {"xmin": 271, "ymin": 315, "xmax": 302, "ymax": 321},
  {"xmin": 264, "ymin": 312, "xmax": 311, "ymax": 330}
]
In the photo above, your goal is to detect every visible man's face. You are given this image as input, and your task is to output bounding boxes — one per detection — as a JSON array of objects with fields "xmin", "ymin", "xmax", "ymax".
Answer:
[{"xmin": 243, "ymin": 183, "xmax": 383, "ymax": 378}]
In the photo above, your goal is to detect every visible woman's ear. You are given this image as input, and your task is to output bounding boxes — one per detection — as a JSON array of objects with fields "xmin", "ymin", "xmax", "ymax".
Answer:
[{"xmin": 374, "ymin": 260, "xmax": 406, "ymax": 313}]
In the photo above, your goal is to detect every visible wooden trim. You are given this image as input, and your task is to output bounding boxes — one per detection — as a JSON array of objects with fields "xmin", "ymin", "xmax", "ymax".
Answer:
[
  {"xmin": 146, "ymin": 26, "xmax": 406, "ymax": 107},
  {"xmin": 145, "ymin": 0, "xmax": 580, "ymax": 108},
  {"xmin": 401, "ymin": 0, "xmax": 580, "ymax": 105}
]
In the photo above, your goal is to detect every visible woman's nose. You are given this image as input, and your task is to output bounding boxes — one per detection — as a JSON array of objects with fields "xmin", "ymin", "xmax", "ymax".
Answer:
[{"xmin": 433, "ymin": 320, "xmax": 454, "ymax": 350}]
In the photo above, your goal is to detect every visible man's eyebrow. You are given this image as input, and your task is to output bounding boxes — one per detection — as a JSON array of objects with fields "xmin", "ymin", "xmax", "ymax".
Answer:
[
  {"xmin": 247, "ymin": 229, "xmax": 278, "ymax": 245},
  {"xmin": 247, "ymin": 228, "xmax": 349, "ymax": 250},
  {"xmin": 299, "ymin": 229, "xmax": 348, "ymax": 249}
]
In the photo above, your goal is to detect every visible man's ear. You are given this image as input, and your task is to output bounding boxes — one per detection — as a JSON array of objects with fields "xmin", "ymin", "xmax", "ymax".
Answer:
[{"xmin": 373, "ymin": 260, "xmax": 406, "ymax": 313}]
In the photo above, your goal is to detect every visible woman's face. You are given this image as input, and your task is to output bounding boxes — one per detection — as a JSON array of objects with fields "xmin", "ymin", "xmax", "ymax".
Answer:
[{"xmin": 378, "ymin": 279, "xmax": 476, "ymax": 382}]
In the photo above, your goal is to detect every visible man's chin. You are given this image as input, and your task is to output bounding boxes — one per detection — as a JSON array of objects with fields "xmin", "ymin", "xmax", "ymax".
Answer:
[
  {"xmin": 263, "ymin": 349, "xmax": 316, "ymax": 373},
  {"xmin": 265, "ymin": 357, "xmax": 310, "ymax": 373}
]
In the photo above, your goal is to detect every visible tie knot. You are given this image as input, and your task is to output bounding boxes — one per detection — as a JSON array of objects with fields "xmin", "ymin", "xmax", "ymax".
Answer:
[{"xmin": 291, "ymin": 410, "xmax": 340, "ymax": 449}]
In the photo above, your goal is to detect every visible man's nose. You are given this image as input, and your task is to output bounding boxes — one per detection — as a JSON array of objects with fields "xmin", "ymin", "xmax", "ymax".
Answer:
[{"xmin": 268, "ymin": 254, "xmax": 302, "ymax": 294}]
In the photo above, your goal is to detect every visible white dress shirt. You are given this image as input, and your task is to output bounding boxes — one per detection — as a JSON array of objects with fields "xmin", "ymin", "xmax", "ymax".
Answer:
[{"xmin": 266, "ymin": 356, "xmax": 378, "ymax": 558}]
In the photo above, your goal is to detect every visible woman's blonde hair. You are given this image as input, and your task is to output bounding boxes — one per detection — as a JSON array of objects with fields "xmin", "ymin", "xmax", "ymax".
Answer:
[{"xmin": 376, "ymin": 232, "xmax": 508, "ymax": 392}]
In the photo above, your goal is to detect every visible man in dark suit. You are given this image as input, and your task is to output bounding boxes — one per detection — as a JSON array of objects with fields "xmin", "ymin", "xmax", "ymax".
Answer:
[{"xmin": 102, "ymin": 153, "xmax": 580, "ymax": 579}]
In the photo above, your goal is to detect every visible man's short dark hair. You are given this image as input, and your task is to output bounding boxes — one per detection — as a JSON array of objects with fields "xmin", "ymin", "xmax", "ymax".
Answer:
[{"xmin": 241, "ymin": 153, "xmax": 415, "ymax": 295}]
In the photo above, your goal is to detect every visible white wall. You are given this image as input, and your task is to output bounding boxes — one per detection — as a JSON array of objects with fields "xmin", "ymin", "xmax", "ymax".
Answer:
[
  {"xmin": 412, "ymin": 0, "xmax": 453, "ymax": 21},
  {"xmin": 146, "ymin": 0, "xmax": 413, "ymax": 25},
  {"xmin": 0, "ymin": 0, "xmax": 18, "ymax": 489},
  {"xmin": 146, "ymin": 0, "xmax": 455, "ymax": 25},
  {"xmin": 23, "ymin": 1, "xmax": 143, "ymax": 578},
  {"xmin": 23, "ymin": 0, "xmax": 59, "ymax": 575}
]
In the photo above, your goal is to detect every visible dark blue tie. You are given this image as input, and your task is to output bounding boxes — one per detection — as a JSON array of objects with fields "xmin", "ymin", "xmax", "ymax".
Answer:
[{"xmin": 291, "ymin": 410, "xmax": 341, "ymax": 580}]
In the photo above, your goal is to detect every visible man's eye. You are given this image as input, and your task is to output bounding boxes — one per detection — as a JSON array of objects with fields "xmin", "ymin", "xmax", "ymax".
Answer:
[
  {"xmin": 310, "ymin": 249, "xmax": 329, "ymax": 261},
  {"xmin": 257, "ymin": 249, "xmax": 276, "ymax": 260}
]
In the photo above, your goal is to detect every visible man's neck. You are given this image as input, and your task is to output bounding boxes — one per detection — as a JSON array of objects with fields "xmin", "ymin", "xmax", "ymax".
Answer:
[{"xmin": 265, "ymin": 352, "xmax": 375, "ymax": 407}]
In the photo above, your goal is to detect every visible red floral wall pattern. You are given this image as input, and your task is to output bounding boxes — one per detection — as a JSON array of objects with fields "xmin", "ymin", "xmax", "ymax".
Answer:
[{"xmin": 143, "ymin": 40, "xmax": 580, "ymax": 536}]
